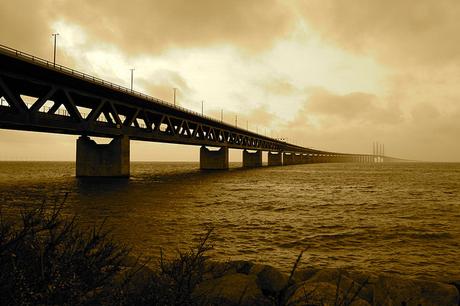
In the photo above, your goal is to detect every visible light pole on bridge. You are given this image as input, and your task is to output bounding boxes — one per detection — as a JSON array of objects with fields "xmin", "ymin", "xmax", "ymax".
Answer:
[
  {"xmin": 130, "ymin": 68, "xmax": 135, "ymax": 91},
  {"xmin": 51, "ymin": 33, "xmax": 59, "ymax": 67},
  {"xmin": 173, "ymin": 88, "xmax": 177, "ymax": 106}
]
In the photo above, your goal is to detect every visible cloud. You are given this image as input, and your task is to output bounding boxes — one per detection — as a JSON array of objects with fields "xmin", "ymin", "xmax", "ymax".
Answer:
[
  {"xmin": 256, "ymin": 78, "xmax": 296, "ymax": 96},
  {"xmin": 308, "ymin": 89, "xmax": 376, "ymax": 119},
  {"xmin": 298, "ymin": 0, "xmax": 460, "ymax": 67},
  {"xmin": 53, "ymin": 0, "xmax": 294, "ymax": 55},
  {"xmin": 206, "ymin": 103, "xmax": 278, "ymax": 134},
  {"xmin": 296, "ymin": 88, "xmax": 403, "ymax": 125},
  {"xmin": 0, "ymin": 1, "xmax": 54, "ymax": 58},
  {"xmin": 140, "ymin": 70, "xmax": 193, "ymax": 104}
]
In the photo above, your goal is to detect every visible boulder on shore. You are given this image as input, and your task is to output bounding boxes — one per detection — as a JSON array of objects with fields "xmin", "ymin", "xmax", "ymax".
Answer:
[
  {"xmin": 373, "ymin": 275, "xmax": 459, "ymax": 306},
  {"xmin": 304, "ymin": 268, "xmax": 375, "ymax": 304},
  {"xmin": 193, "ymin": 273, "xmax": 271, "ymax": 306},
  {"xmin": 249, "ymin": 263, "xmax": 290, "ymax": 294},
  {"xmin": 158, "ymin": 258, "xmax": 460, "ymax": 306},
  {"xmin": 288, "ymin": 281, "xmax": 370, "ymax": 306}
]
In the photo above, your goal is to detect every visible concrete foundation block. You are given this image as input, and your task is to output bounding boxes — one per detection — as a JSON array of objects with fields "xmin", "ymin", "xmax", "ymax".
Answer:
[
  {"xmin": 76, "ymin": 135, "xmax": 130, "ymax": 177},
  {"xmin": 268, "ymin": 152, "xmax": 282, "ymax": 166},
  {"xmin": 243, "ymin": 150, "xmax": 263, "ymax": 168},
  {"xmin": 283, "ymin": 153, "xmax": 294, "ymax": 165},
  {"xmin": 200, "ymin": 146, "xmax": 229, "ymax": 170}
]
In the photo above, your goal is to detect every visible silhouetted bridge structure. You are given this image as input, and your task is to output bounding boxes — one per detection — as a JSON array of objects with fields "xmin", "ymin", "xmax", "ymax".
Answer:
[{"xmin": 0, "ymin": 44, "xmax": 401, "ymax": 176}]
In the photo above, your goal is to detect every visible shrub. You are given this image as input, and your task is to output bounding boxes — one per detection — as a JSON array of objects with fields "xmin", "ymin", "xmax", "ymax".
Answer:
[
  {"xmin": 0, "ymin": 200, "xmax": 130, "ymax": 305},
  {"xmin": 123, "ymin": 229, "xmax": 213, "ymax": 306}
]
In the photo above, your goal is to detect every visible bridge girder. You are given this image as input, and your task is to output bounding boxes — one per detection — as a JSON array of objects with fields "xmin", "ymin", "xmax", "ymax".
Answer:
[{"xmin": 0, "ymin": 44, "xmax": 394, "ymax": 162}]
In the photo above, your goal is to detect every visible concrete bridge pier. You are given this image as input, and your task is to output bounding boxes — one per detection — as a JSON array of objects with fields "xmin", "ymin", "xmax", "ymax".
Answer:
[
  {"xmin": 76, "ymin": 135, "xmax": 130, "ymax": 177},
  {"xmin": 268, "ymin": 151, "xmax": 283, "ymax": 166},
  {"xmin": 200, "ymin": 146, "xmax": 229, "ymax": 170},
  {"xmin": 283, "ymin": 153, "xmax": 294, "ymax": 165},
  {"xmin": 291, "ymin": 154, "xmax": 300, "ymax": 164},
  {"xmin": 301, "ymin": 154, "xmax": 309, "ymax": 164},
  {"xmin": 243, "ymin": 150, "xmax": 263, "ymax": 168}
]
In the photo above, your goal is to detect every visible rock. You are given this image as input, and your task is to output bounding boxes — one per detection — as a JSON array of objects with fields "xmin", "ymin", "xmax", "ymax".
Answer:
[
  {"xmin": 306, "ymin": 268, "xmax": 374, "ymax": 304},
  {"xmin": 293, "ymin": 267, "xmax": 320, "ymax": 283},
  {"xmin": 113, "ymin": 265, "xmax": 156, "ymax": 296},
  {"xmin": 288, "ymin": 281, "xmax": 370, "ymax": 306},
  {"xmin": 450, "ymin": 279, "xmax": 460, "ymax": 293},
  {"xmin": 204, "ymin": 260, "xmax": 238, "ymax": 280},
  {"xmin": 373, "ymin": 275, "xmax": 459, "ymax": 306},
  {"xmin": 120, "ymin": 254, "xmax": 141, "ymax": 267},
  {"xmin": 193, "ymin": 273, "xmax": 271, "ymax": 306},
  {"xmin": 249, "ymin": 264, "xmax": 289, "ymax": 294},
  {"xmin": 231, "ymin": 260, "xmax": 256, "ymax": 274}
]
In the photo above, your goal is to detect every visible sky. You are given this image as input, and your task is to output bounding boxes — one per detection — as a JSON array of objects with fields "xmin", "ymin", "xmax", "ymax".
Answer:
[{"xmin": 1, "ymin": 0, "xmax": 459, "ymax": 162}]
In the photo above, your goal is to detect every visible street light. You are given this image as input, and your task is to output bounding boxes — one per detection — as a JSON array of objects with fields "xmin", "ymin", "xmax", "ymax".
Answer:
[
  {"xmin": 51, "ymin": 33, "xmax": 59, "ymax": 66},
  {"xmin": 130, "ymin": 68, "xmax": 135, "ymax": 91},
  {"xmin": 173, "ymin": 88, "xmax": 177, "ymax": 106}
]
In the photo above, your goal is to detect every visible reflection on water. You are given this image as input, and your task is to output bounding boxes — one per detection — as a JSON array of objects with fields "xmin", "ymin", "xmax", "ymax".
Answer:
[{"xmin": 1, "ymin": 161, "xmax": 459, "ymax": 280}]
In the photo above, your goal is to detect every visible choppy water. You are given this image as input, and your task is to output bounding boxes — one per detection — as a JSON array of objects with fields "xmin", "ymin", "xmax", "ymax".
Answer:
[{"xmin": 0, "ymin": 161, "xmax": 459, "ymax": 281}]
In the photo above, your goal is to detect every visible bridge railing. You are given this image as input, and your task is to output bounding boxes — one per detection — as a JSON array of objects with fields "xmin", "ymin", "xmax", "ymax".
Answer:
[{"xmin": 0, "ymin": 43, "xmax": 273, "ymax": 139}]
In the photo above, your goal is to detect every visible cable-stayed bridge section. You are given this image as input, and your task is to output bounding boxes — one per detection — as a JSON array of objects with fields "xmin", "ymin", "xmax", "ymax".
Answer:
[{"xmin": 0, "ymin": 44, "xmax": 399, "ymax": 177}]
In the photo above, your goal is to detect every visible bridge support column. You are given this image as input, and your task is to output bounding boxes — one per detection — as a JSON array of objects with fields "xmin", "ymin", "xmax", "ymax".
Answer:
[
  {"xmin": 76, "ymin": 135, "xmax": 130, "ymax": 177},
  {"xmin": 293, "ymin": 154, "xmax": 302, "ymax": 164},
  {"xmin": 301, "ymin": 154, "xmax": 309, "ymax": 164},
  {"xmin": 268, "ymin": 151, "xmax": 282, "ymax": 166},
  {"xmin": 200, "ymin": 146, "xmax": 229, "ymax": 170},
  {"xmin": 283, "ymin": 153, "xmax": 294, "ymax": 165},
  {"xmin": 243, "ymin": 150, "xmax": 263, "ymax": 168}
]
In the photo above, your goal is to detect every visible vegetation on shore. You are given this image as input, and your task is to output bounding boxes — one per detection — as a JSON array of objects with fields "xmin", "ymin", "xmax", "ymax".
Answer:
[{"xmin": 0, "ymin": 200, "xmax": 223, "ymax": 305}]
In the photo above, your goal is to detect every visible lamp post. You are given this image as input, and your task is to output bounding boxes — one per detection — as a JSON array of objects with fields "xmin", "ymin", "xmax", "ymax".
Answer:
[
  {"xmin": 201, "ymin": 100, "xmax": 204, "ymax": 116},
  {"xmin": 51, "ymin": 33, "xmax": 59, "ymax": 66},
  {"xmin": 173, "ymin": 88, "xmax": 177, "ymax": 106},
  {"xmin": 130, "ymin": 68, "xmax": 135, "ymax": 91}
]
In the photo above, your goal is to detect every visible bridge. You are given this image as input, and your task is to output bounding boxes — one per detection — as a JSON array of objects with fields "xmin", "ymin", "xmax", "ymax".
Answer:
[{"xmin": 0, "ymin": 44, "xmax": 399, "ymax": 177}]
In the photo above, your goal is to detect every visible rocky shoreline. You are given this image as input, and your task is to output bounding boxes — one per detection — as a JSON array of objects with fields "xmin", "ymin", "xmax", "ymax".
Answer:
[
  {"xmin": 126, "ymin": 258, "xmax": 460, "ymax": 306},
  {"xmin": 195, "ymin": 260, "xmax": 460, "ymax": 305}
]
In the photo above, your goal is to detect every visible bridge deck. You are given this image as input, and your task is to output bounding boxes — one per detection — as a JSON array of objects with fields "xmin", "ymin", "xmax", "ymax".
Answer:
[{"xmin": 0, "ymin": 43, "xmax": 390, "ymax": 160}]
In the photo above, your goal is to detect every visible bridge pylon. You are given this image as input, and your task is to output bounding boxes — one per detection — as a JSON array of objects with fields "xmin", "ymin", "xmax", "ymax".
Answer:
[
  {"xmin": 199, "ymin": 146, "xmax": 229, "ymax": 170},
  {"xmin": 242, "ymin": 150, "xmax": 263, "ymax": 168},
  {"xmin": 267, "ymin": 151, "xmax": 282, "ymax": 166},
  {"xmin": 76, "ymin": 135, "xmax": 130, "ymax": 177}
]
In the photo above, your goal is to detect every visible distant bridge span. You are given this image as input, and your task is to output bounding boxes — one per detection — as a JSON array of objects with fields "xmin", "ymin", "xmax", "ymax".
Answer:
[{"xmin": 0, "ymin": 44, "xmax": 400, "ymax": 176}]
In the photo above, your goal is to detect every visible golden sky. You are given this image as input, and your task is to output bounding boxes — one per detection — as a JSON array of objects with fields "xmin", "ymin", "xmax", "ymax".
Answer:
[{"xmin": 1, "ymin": 0, "xmax": 459, "ymax": 162}]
